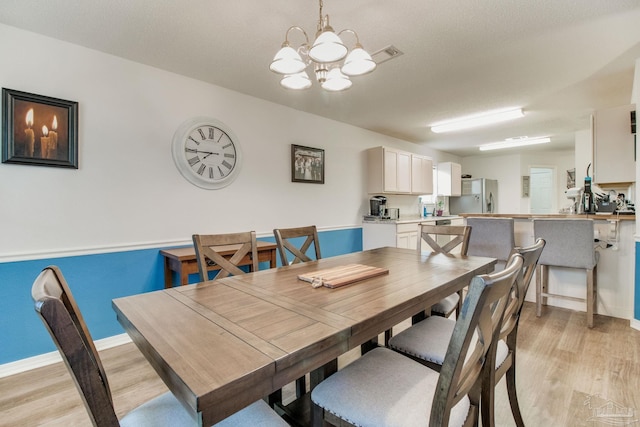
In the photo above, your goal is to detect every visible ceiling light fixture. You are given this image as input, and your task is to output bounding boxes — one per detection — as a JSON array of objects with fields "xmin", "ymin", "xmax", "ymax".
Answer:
[
  {"xmin": 270, "ymin": 0, "xmax": 376, "ymax": 92},
  {"xmin": 430, "ymin": 107, "xmax": 524, "ymax": 133},
  {"xmin": 478, "ymin": 136, "xmax": 550, "ymax": 151}
]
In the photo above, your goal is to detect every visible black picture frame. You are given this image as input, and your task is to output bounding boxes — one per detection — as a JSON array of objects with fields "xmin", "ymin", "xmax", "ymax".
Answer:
[
  {"xmin": 2, "ymin": 88, "xmax": 78, "ymax": 168},
  {"xmin": 291, "ymin": 144, "xmax": 324, "ymax": 184}
]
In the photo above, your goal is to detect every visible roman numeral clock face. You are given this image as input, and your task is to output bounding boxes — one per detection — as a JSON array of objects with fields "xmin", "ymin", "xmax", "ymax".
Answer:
[{"xmin": 171, "ymin": 118, "xmax": 242, "ymax": 189}]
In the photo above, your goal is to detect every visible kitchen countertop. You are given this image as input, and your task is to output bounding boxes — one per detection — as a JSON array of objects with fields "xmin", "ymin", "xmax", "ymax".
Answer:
[
  {"xmin": 363, "ymin": 215, "xmax": 461, "ymax": 224},
  {"xmin": 456, "ymin": 213, "xmax": 635, "ymax": 221}
]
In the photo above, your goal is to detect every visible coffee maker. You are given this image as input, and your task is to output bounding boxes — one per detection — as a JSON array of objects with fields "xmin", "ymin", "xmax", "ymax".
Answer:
[{"xmin": 370, "ymin": 196, "xmax": 387, "ymax": 217}]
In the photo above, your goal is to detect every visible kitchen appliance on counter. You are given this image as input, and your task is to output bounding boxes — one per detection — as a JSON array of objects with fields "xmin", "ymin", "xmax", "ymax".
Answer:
[
  {"xmin": 449, "ymin": 178, "xmax": 498, "ymax": 214},
  {"xmin": 369, "ymin": 195, "xmax": 387, "ymax": 217}
]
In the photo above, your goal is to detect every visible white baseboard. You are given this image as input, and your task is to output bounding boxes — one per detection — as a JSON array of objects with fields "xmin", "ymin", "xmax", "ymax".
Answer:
[
  {"xmin": 631, "ymin": 318, "xmax": 640, "ymax": 332},
  {"xmin": 0, "ymin": 333, "xmax": 132, "ymax": 379}
]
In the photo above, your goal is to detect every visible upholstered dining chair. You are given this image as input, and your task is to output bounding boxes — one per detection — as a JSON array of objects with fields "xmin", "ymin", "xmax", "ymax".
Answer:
[
  {"xmin": 273, "ymin": 225, "xmax": 321, "ymax": 266},
  {"xmin": 192, "ymin": 231, "xmax": 258, "ymax": 281},
  {"xmin": 31, "ymin": 265, "xmax": 288, "ymax": 427},
  {"xmin": 310, "ymin": 253, "xmax": 523, "ymax": 427},
  {"xmin": 534, "ymin": 219, "xmax": 599, "ymax": 328},
  {"xmin": 388, "ymin": 240, "xmax": 545, "ymax": 427},
  {"xmin": 466, "ymin": 217, "xmax": 515, "ymax": 272},
  {"xmin": 418, "ymin": 223, "xmax": 472, "ymax": 318}
]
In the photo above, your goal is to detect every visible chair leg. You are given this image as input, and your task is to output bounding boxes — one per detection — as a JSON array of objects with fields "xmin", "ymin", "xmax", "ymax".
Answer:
[
  {"xmin": 587, "ymin": 267, "xmax": 596, "ymax": 328},
  {"xmin": 535, "ymin": 265, "xmax": 543, "ymax": 317},
  {"xmin": 505, "ymin": 361, "xmax": 525, "ymax": 427},
  {"xmin": 311, "ymin": 401, "xmax": 325, "ymax": 427}
]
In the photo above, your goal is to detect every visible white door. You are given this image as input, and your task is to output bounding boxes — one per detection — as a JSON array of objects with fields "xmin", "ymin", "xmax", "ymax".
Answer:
[{"xmin": 530, "ymin": 167, "xmax": 556, "ymax": 214}]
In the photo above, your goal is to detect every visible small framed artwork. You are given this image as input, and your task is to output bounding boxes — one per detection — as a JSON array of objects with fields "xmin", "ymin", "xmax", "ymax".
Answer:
[
  {"xmin": 2, "ymin": 88, "xmax": 79, "ymax": 168},
  {"xmin": 291, "ymin": 144, "xmax": 324, "ymax": 184}
]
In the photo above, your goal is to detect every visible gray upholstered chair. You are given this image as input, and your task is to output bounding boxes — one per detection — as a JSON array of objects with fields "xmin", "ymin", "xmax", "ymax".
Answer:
[
  {"xmin": 31, "ymin": 266, "xmax": 288, "ymax": 427},
  {"xmin": 533, "ymin": 219, "xmax": 599, "ymax": 328},
  {"xmin": 310, "ymin": 254, "xmax": 524, "ymax": 427},
  {"xmin": 388, "ymin": 242, "xmax": 543, "ymax": 427},
  {"xmin": 466, "ymin": 217, "xmax": 515, "ymax": 272},
  {"xmin": 418, "ymin": 223, "xmax": 472, "ymax": 318}
]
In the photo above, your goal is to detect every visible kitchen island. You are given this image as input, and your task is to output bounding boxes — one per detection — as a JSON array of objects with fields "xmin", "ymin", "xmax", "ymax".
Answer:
[{"xmin": 458, "ymin": 213, "xmax": 635, "ymax": 320}]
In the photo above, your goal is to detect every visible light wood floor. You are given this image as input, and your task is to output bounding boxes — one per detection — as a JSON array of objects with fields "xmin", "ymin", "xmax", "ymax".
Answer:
[{"xmin": 2, "ymin": 302, "xmax": 640, "ymax": 426}]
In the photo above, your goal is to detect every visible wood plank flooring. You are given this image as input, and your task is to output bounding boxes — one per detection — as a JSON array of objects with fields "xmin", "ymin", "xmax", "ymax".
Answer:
[{"xmin": 2, "ymin": 302, "xmax": 640, "ymax": 426}]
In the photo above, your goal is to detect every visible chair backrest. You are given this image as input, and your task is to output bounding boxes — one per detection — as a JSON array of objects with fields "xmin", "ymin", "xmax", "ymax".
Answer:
[
  {"xmin": 417, "ymin": 224, "xmax": 471, "ymax": 255},
  {"xmin": 273, "ymin": 225, "xmax": 321, "ymax": 266},
  {"xmin": 31, "ymin": 266, "xmax": 120, "ymax": 427},
  {"xmin": 193, "ymin": 231, "xmax": 258, "ymax": 281},
  {"xmin": 533, "ymin": 219, "xmax": 597, "ymax": 269},
  {"xmin": 500, "ymin": 238, "xmax": 546, "ymax": 340},
  {"xmin": 466, "ymin": 217, "xmax": 515, "ymax": 262},
  {"xmin": 430, "ymin": 253, "xmax": 524, "ymax": 426}
]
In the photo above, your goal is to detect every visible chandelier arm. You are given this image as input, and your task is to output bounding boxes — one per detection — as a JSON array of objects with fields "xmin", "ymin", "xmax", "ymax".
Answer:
[
  {"xmin": 285, "ymin": 26, "xmax": 310, "ymax": 47},
  {"xmin": 337, "ymin": 29, "xmax": 361, "ymax": 45}
]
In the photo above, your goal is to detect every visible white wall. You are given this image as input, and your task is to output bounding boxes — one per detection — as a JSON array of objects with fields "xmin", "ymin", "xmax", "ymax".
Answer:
[
  {"xmin": 460, "ymin": 150, "xmax": 574, "ymax": 214},
  {"xmin": 0, "ymin": 24, "xmax": 454, "ymax": 260}
]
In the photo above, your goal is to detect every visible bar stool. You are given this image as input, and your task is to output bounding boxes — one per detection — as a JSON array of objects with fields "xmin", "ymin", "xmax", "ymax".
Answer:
[
  {"xmin": 533, "ymin": 219, "xmax": 599, "ymax": 328},
  {"xmin": 466, "ymin": 217, "xmax": 515, "ymax": 271}
]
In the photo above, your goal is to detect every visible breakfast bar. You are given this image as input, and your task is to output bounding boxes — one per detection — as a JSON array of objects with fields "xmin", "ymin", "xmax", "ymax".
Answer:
[{"xmin": 458, "ymin": 213, "xmax": 635, "ymax": 320}]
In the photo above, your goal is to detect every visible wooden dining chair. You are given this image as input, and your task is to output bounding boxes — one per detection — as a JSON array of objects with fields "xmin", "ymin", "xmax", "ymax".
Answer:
[
  {"xmin": 311, "ymin": 253, "xmax": 523, "ymax": 427},
  {"xmin": 418, "ymin": 223, "xmax": 472, "ymax": 318},
  {"xmin": 388, "ymin": 240, "xmax": 544, "ymax": 427},
  {"xmin": 192, "ymin": 231, "xmax": 258, "ymax": 281},
  {"xmin": 482, "ymin": 238, "xmax": 545, "ymax": 427},
  {"xmin": 273, "ymin": 225, "xmax": 322, "ymax": 398},
  {"xmin": 273, "ymin": 225, "xmax": 321, "ymax": 266},
  {"xmin": 31, "ymin": 265, "xmax": 288, "ymax": 427}
]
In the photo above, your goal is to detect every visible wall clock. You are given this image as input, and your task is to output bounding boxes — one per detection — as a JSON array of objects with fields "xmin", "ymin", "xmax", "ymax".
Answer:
[{"xmin": 171, "ymin": 117, "xmax": 242, "ymax": 189}]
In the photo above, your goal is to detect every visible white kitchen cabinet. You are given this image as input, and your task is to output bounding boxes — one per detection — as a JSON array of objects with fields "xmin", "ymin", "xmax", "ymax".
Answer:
[
  {"xmin": 396, "ymin": 223, "xmax": 419, "ymax": 249},
  {"xmin": 411, "ymin": 154, "xmax": 434, "ymax": 195},
  {"xmin": 363, "ymin": 218, "xmax": 462, "ymax": 250},
  {"xmin": 368, "ymin": 147, "xmax": 412, "ymax": 194},
  {"xmin": 437, "ymin": 162, "xmax": 462, "ymax": 196},
  {"xmin": 593, "ymin": 104, "xmax": 636, "ymax": 184}
]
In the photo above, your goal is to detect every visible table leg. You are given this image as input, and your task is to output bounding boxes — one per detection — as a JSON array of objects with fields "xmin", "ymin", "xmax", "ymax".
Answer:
[
  {"xmin": 164, "ymin": 259, "xmax": 173, "ymax": 289},
  {"xmin": 269, "ymin": 248, "xmax": 277, "ymax": 269},
  {"xmin": 180, "ymin": 265, "xmax": 189, "ymax": 286},
  {"xmin": 310, "ymin": 358, "xmax": 338, "ymax": 390}
]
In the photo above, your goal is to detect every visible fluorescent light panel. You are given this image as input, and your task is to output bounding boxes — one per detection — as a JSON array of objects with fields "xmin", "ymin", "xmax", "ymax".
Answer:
[
  {"xmin": 479, "ymin": 136, "xmax": 550, "ymax": 151},
  {"xmin": 430, "ymin": 108, "xmax": 524, "ymax": 133}
]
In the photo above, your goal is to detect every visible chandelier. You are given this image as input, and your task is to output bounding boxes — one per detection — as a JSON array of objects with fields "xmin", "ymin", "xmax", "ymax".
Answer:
[{"xmin": 269, "ymin": 0, "xmax": 376, "ymax": 92}]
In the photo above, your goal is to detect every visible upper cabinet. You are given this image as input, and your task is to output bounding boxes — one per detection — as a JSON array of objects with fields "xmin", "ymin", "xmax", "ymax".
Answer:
[
  {"xmin": 411, "ymin": 154, "xmax": 434, "ymax": 195},
  {"xmin": 437, "ymin": 162, "xmax": 462, "ymax": 196},
  {"xmin": 593, "ymin": 104, "xmax": 636, "ymax": 184},
  {"xmin": 367, "ymin": 147, "xmax": 433, "ymax": 195}
]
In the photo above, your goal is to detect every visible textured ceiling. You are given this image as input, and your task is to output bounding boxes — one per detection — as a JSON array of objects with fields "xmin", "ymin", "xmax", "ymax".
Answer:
[{"xmin": 1, "ymin": 0, "xmax": 639, "ymax": 156}]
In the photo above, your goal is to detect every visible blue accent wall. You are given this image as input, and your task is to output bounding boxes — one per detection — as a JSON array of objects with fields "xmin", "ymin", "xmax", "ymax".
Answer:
[{"xmin": 0, "ymin": 228, "xmax": 362, "ymax": 365}]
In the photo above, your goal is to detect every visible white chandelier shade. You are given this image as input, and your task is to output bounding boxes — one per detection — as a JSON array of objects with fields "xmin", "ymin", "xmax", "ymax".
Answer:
[
  {"xmin": 281, "ymin": 72, "xmax": 313, "ymax": 90},
  {"xmin": 270, "ymin": 0, "xmax": 376, "ymax": 92},
  {"xmin": 269, "ymin": 45, "xmax": 306, "ymax": 75}
]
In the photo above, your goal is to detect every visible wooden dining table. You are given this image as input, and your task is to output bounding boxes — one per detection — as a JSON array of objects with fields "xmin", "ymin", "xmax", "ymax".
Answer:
[{"xmin": 112, "ymin": 246, "xmax": 496, "ymax": 426}]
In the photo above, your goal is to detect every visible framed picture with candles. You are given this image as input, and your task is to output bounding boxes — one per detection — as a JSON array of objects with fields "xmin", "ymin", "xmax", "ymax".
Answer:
[{"xmin": 2, "ymin": 88, "xmax": 78, "ymax": 168}]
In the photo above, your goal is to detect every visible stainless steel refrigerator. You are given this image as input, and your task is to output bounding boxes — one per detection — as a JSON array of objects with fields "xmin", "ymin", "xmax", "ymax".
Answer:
[{"xmin": 449, "ymin": 178, "xmax": 498, "ymax": 214}]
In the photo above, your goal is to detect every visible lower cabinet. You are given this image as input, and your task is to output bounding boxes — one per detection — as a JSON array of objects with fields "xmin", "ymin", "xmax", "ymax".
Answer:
[
  {"xmin": 396, "ymin": 223, "xmax": 418, "ymax": 249},
  {"xmin": 362, "ymin": 218, "xmax": 464, "ymax": 250}
]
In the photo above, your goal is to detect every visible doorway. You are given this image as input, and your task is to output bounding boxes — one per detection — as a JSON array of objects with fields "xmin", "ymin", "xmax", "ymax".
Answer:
[{"xmin": 529, "ymin": 166, "xmax": 556, "ymax": 214}]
